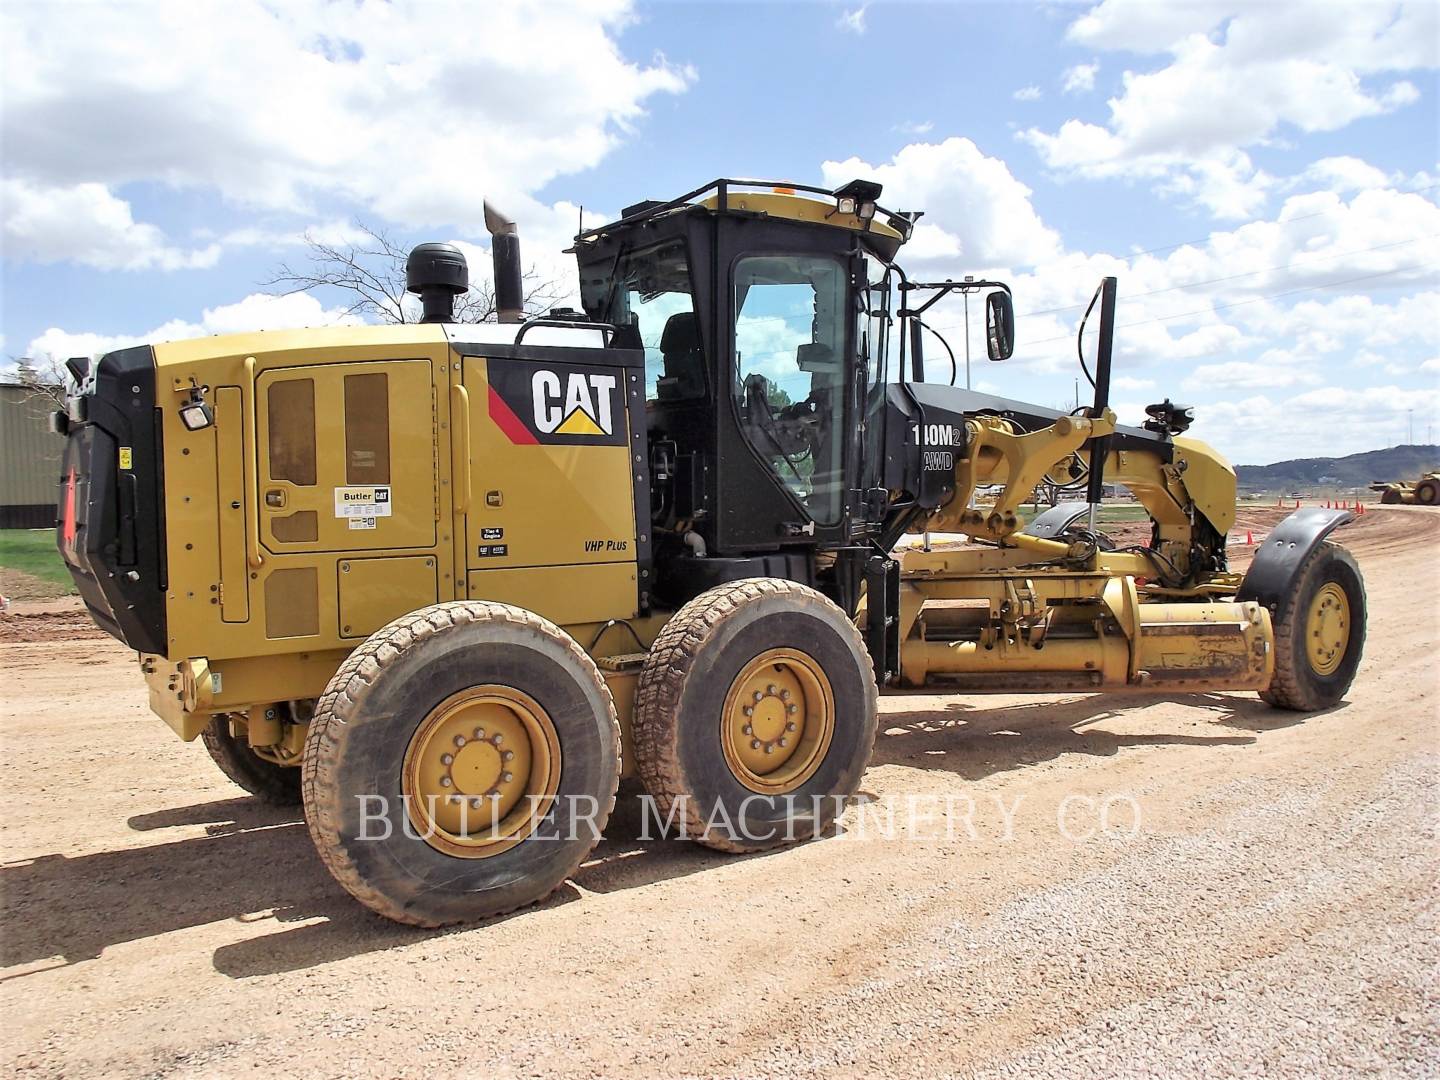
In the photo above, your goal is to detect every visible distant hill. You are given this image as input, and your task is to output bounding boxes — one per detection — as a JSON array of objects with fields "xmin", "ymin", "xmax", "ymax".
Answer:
[{"xmin": 1235, "ymin": 444, "xmax": 1439, "ymax": 492}]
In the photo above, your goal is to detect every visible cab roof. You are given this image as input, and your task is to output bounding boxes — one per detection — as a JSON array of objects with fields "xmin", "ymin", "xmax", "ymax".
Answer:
[{"xmin": 574, "ymin": 178, "xmax": 914, "ymax": 261}]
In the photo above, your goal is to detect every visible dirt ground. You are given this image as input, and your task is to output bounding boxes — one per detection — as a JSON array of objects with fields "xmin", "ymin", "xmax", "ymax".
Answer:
[{"xmin": 2, "ymin": 508, "xmax": 1436, "ymax": 1078}]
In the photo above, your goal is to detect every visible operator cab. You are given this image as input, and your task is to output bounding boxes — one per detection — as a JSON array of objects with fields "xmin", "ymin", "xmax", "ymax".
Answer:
[{"xmin": 574, "ymin": 180, "xmax": 939, "ymax": 608}]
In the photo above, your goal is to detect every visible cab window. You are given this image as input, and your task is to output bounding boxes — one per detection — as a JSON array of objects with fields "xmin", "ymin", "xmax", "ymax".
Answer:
[
  {"xmin": 732, "ymin": 254, "xmax": 848, "ymax": 525},
  {"xmin": 585, "ymin": 241, "xmax": 702, "ymax": 405}
]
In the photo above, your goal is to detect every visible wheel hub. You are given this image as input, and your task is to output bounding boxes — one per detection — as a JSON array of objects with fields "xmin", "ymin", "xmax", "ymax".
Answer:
[
  {"xmin": 402, "ymin": 686, "xmax": 559, "ymax": 858},
  {"xmin": 721, "ymin": 648, "xmax": 834, "ymax": 794},
  {"xmin": 1305, "ymin": 582, "xmax": 1350, "ymax": 677}
]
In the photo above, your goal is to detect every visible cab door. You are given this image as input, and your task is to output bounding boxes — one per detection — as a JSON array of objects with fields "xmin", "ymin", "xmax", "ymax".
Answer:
[{"xmin": 255, "ymin": 360, "xmax": 436, "ymax": 554}]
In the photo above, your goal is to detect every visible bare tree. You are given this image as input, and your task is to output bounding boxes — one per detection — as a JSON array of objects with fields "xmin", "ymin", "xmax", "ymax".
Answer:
[
  {"xmin": 265, "ymin": 222, "xmax": 561, "ymax": 323},
  {"xmin": 8, "ymin": 355, "xmax": 69, "ymax": 408}
]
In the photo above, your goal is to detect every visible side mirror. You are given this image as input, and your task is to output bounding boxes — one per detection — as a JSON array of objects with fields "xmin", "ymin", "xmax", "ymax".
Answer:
[{"xmin": 985, "ymin": 291, "xmax": 1014, "ymax": 361}]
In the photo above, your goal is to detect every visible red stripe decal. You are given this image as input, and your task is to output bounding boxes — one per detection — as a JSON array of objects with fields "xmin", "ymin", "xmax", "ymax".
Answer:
[
  {"xmin": 61, "ymin": 468, "xmax": 78, "ymax": 549},
  {"xmin": 488, "ymin": 384, "xmax": 538, "ymax": 445}
]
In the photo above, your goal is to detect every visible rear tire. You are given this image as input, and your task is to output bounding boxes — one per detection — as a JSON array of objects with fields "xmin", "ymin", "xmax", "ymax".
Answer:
[
  {"xmin": 302, "ymin": 602, "xmax": 620, "ymax": 927},
  {"xmin": 1260, "ymin": 542, "xmax": 1366, "ymax": 712},
  {"xmin": 201, "ymin": 715, "xmax": 301, "ymax": 805},
  {"xmin": 633, "ymin": 578, "xmax": 877, "ymax": 853},
  {"xmin": 1416, "ymin": 479, "xmax": 1438, "ymax": 506}
]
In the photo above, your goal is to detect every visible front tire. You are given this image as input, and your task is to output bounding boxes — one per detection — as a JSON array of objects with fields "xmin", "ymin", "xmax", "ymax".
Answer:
[
  {"xmin": 302, "ymin": 602, "xmax": 620, "ymax": 927},
  {"xmin": 1416, "ymin": 479, "xmax": 1438, "ymax": 506},
  {"xmin": 1261, "ymin": 542, "xmax": 1366, "ymax": 712},
  {"xmin": 633, "ymin": 578, "xmax": 877, "ymax": 853}
]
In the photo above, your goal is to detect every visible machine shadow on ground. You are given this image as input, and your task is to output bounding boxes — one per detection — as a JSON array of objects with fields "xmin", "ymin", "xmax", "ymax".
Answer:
[{"xmin": 0, "ymin": 691, "xmax": 1321, "ymax": 981}]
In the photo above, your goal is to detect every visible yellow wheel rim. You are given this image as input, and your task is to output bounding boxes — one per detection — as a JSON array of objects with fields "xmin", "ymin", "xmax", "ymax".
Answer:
[
  {"xmin": 402, "ymin": 686, "xmax": 561, "ymax": 859},
  {"xmin": 720, "ymin": 648, "xmax": 835, "ymax": 795},
  {"xmin": 1304, "ymin": 582, "xmax": 1350, "ymax": 677}
]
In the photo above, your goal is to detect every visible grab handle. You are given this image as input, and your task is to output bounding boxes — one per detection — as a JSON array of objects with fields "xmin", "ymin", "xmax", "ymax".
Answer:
[
  {"xmin": 243, "ymin": 356, "xmax": 264, "ymax": 568},
  {"xmin": 451, "ymin": 383, "xmax": 471, "ymax": 515}
]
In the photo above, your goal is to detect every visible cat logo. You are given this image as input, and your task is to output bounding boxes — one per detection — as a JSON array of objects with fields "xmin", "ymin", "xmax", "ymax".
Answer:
[
  {"xmin": 484, "ymin": 358, "xmax": 628, "ymax": 446},
  {"xmin": 531, "ymin": 370, "xmax": 617, "ymax": 436}
]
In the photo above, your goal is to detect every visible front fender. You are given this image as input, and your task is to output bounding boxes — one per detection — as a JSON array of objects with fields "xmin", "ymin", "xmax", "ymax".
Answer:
[{"xmin": 1236, "ymin": 507, "xmax": 1353, "ymax": 622}]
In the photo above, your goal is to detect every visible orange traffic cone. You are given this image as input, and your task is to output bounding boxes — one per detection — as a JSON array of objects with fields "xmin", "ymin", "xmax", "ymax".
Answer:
[{"xmin": 1246, "ymin": 530, "xmax": 1254, "ymax": 545}]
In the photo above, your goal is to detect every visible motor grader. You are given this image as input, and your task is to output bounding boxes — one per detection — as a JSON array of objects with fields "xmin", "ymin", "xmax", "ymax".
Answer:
[{"xmin": 54, "ymin": 179, "xmax": 1366, "ymax": 926}]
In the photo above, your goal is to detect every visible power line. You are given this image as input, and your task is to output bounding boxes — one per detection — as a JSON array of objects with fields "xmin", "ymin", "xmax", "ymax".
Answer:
[
  {"xmin": 1017, "ymin": 264, "xmax": 1436, "ymax": 350},
  {"xmin": 1051, "ymin": 179, "xmax": 1440, "ymax": 269},
  {"xmin": 1014, "ymin": 235, "xmax": 1437, "ymax": 320}
]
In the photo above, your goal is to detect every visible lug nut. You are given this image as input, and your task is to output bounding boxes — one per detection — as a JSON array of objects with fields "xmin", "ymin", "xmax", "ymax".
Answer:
[
  {"xmin": 440, "ymin": 776, "xmax": 452, "ymax": 787},
  {"xmin": 743, "ymin": 706, "xmax": 753, "ymax": 717},
  {"xmin": 780, "ymin": 690, "xmax": 791, "ymax": 701},
  {"xmin": 503, "ymin": 750, "xmax": 514, "ymax": 761},
  {"xmin": 454, "ymin": 735, "xmax": 466, "ymax": 747},
  {"xmin": 787, "ymin": 704, "xmax": 798, "ymax": 715},
  {"xmin": 767, "ymin": 684, "xmax": 777, "ymax": 695},
  {"xmin": 742, "ymin": 724, "xmax": 753, "ymax": 735},
  {"xmin": 786, "ymin": 721, "xmax": 797, "ymax": 732},
  {"xmin": 492, "ymin": 734, "xmax": 503, "ymax": 746},
  {"xmin": 764, "ymin": 744, "xmax": 774, "ymax": 754},
  {"xmin": 753, "ymin": 691, "xmax": 763, "ymax": 702},
  {"xmin": 470, "ymin": 798, "xmax": 482, "ymax": 810},
  {"xmin": 778, "ymin": 737, "xmax": 788, "ymax": 748},
  {"xmin": 751, "ymin": 739, "xmax": 761, "ymax": 750},
  {"xmin": 441, "ymin": 753, "xmax": 453, "ymax": 765},
  {"xmin": 502, "ymin": 772, "xmax": 513, "ymax": 783},
  {"xmin": 474, "ymin": 727, "xmax": 486, "ymax": 739}
]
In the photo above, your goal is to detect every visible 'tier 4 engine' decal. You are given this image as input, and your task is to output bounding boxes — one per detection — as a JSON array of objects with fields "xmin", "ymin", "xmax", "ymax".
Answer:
[{"xmin": 487, "ymin": 359, "xmax": 626, "ymax": 446}]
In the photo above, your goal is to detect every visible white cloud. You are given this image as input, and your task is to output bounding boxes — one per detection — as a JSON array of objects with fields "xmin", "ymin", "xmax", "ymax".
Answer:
[
  {"xmin": 1061, "ymin": 62, "xmax": 1099, "ymax": 94},
  {"xmin": 1022, "ymin": 2, "xmax": 1437, "ymax": 219},
  {"xmin": 24, "ymin": 292, "xmax": 362, "ymax": 361},
  {"xmin": 822, "ymin": 138, "xmax": 1063, "ymax": 270},
  {"xmin": 836, "ymin": 5, "xmax": 867, "ymax": 34},
  {"xmin": 1112, "ymin": 375, "xmax": 1156, "ymax": 391},
  {"xmin": 895, "ymin": 120, "xmax": 935, "ymax": 135},
  {"xmin": 2, "ymin": 179, "xmax": 219, "ymax": 270},
  {"xmin": 0, "ymin": 0, "xmax": 691, "ymax": 265},
  {"xmin": 1291, "ymin": 156, "xmax": 1397, "ymax": 195},
  {"xmin": 1181, "ymin": 357, "xmax": 1322, "ymax": 392},
  {"xmin": 1188, "ymin": 384, "xmax": 1440, "ymax": 462},
  {"xmin": 909, "ymin": 177, "xmax": 1440, "ymax": 446},
  {"xmin": 1013, "ymin": 86, "xmax": 1043, "ymax": 102}
]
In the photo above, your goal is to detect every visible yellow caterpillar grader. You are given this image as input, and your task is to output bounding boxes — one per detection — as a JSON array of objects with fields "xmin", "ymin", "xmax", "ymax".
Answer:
[
  {"xmin": 1371, "ymin": 471, "xmax": 1439, "ymax": 505},
  {"xmin": 54, "ymin": 179, "xmax": 1366, "ymax": 926}
]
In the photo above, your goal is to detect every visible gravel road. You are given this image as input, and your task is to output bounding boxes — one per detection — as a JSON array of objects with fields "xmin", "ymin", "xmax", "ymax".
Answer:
[{"xmin": 2, "ymin": 508, "xmax": 1436, "ymax": 1078}]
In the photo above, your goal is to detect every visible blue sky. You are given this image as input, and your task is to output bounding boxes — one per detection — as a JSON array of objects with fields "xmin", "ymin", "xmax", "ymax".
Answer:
[{"xmin": 2, "ymin": 0, "xmax": 1437, "ymax": 462}]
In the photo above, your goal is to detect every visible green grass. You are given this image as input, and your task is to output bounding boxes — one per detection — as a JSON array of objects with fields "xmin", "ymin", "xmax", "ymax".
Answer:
[{"xmin": 0, "ymin": 528, "xmax": 75, "ymax": 590}]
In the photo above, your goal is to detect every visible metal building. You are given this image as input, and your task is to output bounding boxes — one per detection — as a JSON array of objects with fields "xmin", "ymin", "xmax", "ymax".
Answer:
[{"xmin": 1, "ymin": 383, "xmax": 63, "ymax": 529}]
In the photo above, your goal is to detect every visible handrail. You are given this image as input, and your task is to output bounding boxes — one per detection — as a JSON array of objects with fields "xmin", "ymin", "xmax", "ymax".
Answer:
[
  {"xmin": 451, "ymin": 383, "xmax": 471, "ymax": 515},
  {"xmin": 513, "ymin": 317, "xmax": 618, "ymax": 346},
  {"xmin": 242, "ymin": 356, "xmax": 264, "ymax": 568},
  {"xmin": 572, "ymin": 177, "xmax": 913, "ymax": 244}
]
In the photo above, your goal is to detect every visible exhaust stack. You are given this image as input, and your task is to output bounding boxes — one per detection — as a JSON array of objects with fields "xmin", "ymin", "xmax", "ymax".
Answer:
[{"xmin": 483, "ymin": 200, "xmax": 524, "ymax": 324}]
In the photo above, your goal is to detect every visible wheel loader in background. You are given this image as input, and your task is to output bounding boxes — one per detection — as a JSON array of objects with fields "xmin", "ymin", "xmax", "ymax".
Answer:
[
  {"xmin": 53, "ymin": 179, "xmax": 1367, "ymax": 926},
  {"xmin": 1371, "ymin": 471, "xmax": 1440, "ymax": 505}
]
